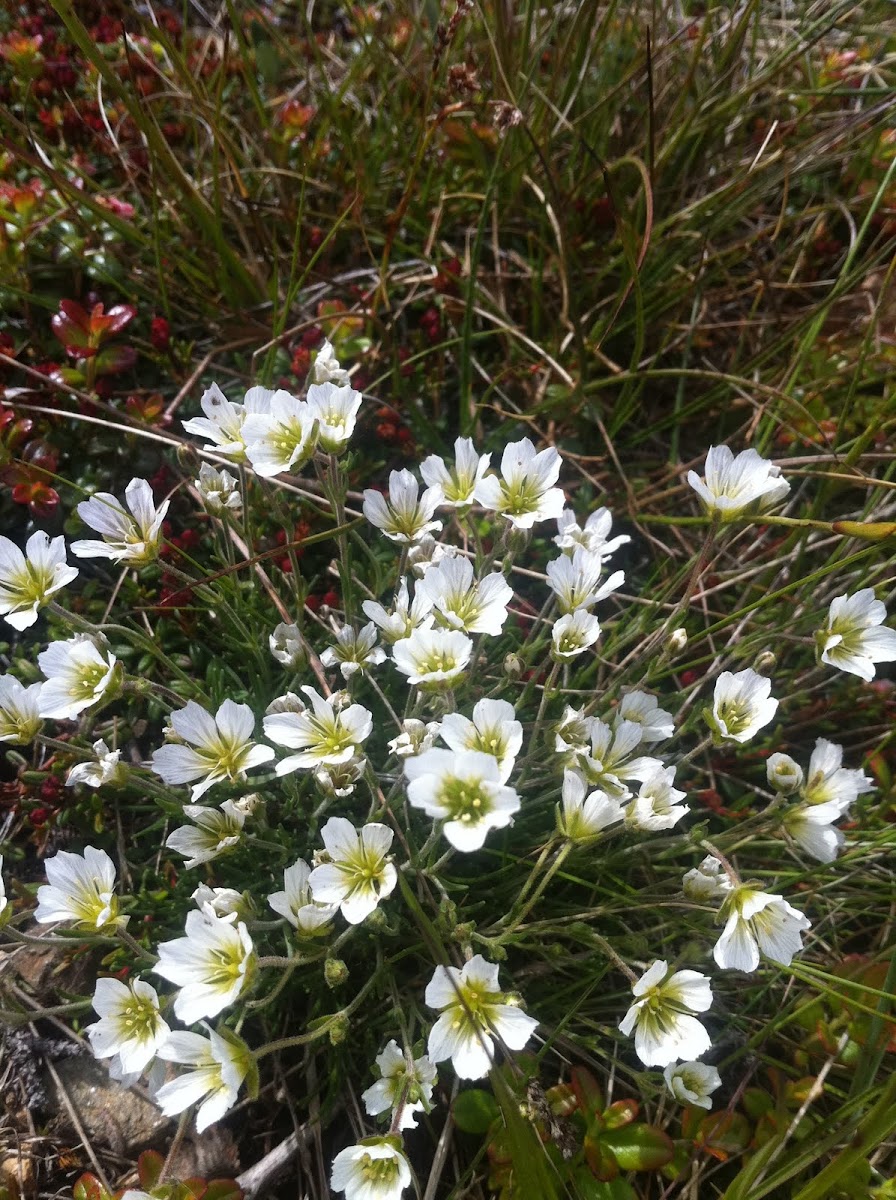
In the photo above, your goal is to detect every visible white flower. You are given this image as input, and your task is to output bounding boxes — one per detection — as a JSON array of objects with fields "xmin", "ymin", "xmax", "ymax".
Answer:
[
  {"xmin": 71, "ymin": 478, "xmax": 169, "ymax": 565},
  {"xmin": 269, "ymin": 622, "xmax": 306, "ymax": 669},
  {"xmin": 34, "ymin": 846, "xmax": 120, "ymax": 929},
  {"xmin": 191, "ymin": 885, "xmax": 246, "ymax": 919},
  {"xmin": 417, "ymin": 556, "xmax": 512, "ymax": 636},
  {"xmin": 546, "ymin": 548, "xmax": 623, "ymax": 614},
  {"xmin": 311, "ymin": 339, "xmax": 351, "ymax": 386},
  {"xmin": 616, "ymin": 692, "xmax": 674, "ymax": 744},
  {"xmin": 687, "ymin": 445, "xmax": 790, "ymax": 521},
  {"xmin": 195, "ymin": 463, "xmax": 241, "ymax": 514},
  {"xmin": 391, "ymin": 627, "xmax": 472, "ymax": 686},
  {"xmin": 182, "ymin": 382, "xmax": 272, "ymax": 460},
  {"xmin": 242, "ymin": 390, "xmax": 318, "ymax": 477},
  {"xmin": 421, "ymin": 437, "xmax": 491, "ymax": 508},
  {"xmin": 320, "ymin": 622, "xmax": 386, "ymax": 679},
  {"xmin": 577, "ymin": 719, "xmax": 662, "ymax": 799},
  {"xmin": 388, "ymin": 718, "xmax": 441, "ymax": 758},
  {"xmin": 361, "ymin": 1040, "xmax": 437, "ymax": 1130},
  {"xmin": 0, "ymin": 532, "xmax": 78, "ymax": 630},
  {"xmin": 682, "ymin": 856, "xmax": 732, "ymax": 903},
  {"xmin": 560, "ymin": 769, "xmax": 625, "ymax": 841},
  {"xmin": 438, "ymin": 699, "xmax": 522, "ymax": 783},
  {"xmin": 0, "ymin": 856, "xmax": 6, "ymax": 916},
  {"xmin": 308, "ymin": 817, "xmax": 397, "ymax": 925},
  {"xmin": 407, "ymin": 534, "xmax": 458, "ymax": 576},
  {"xmin": 155, "ymin": 1025, "xmax": 253, "ymax": 1133},
  {"xmin": 426, "ymin": 955, "xmax": 538, "ymax": 1079},
  {"xmin": 619, "ymin": 960, "xmax": 712, "ymax": 1067},
  {"xmin": 65, "ymin": 739, "xmax": 126, "ymax": 789},
  {"xmin": 363, "ymin": 469, "xmax": 442, "ymax": 543},
  {"xmin": 38, "ymin": 634, "xmax": 118, "ymax": 720},
  {"xmin": 306, "ymin": 381, "xmax": 363, "ymax": 453},
  {"xmin": 314, "ymin": 754, "xmax": 365, "ymax": 798},
  {"xmin": 705, "ymin": 669, "xmax": 778, "ymax": 744},
  {"xmin": 405, "ymin": 748, "xmax": 520, "ymax": 852},
  {"xmin": 165, "ymin": 800, "xmax": 247, "ymax": 869},
  {"xmin": 331, "ymin": 1140, "xmax": 411, "ymax": 1200},
  {"xmin": 268, "ymin": 859, "xmax": 338, "ymax": 934},
  {"xmin": 474, "ymin": 438, "xmax": 565, "ymax": 529},
  {"xmin": 554, "ymin": 706, "xmax": 592, "ymax": 755},
  {"xmin": 554, "ymin": 508, "xmax": 630, "ymax": 560},
  {"xmin": 625, "ymin": 767, "xmax": 688, "ymax": 832},
  {"xmin": 783, "ymin": 802, "xmax": 846, "ymax": 862},
  {"xmin": 154, "ymin": 909, "xmax": 256, "ymax": 1024},
  {"xmin": 664, "ymin": 1061, "xmax": 721, "ymax": 1110},
  {"xmin": 87, "ymin": 978, "xmax": 169, "ymax": 1075},
  {"xmin": 363, "ymin": 578, "xmax": 435, "ymax": 644},
  {"xmin": 263, "ymin": 686, "xmax": 372, "ymax": 774},
  {"xmin": 552, "ymin": 610, "xmax": 601, "ymax": 660},
  {"xmin": 713, "ymin": 887, "xmax": 811, "ymax": 972},
  {"xmin": 0, "ymin": 676, "xmax": 43, "ymax": 744},
  {"xmin": 816, "ymin": 589, "xmax": 896, "ymax": 681},
  {"xmin": 151, "ymin": 699, "xmax": 274, "ymax": 801},
  {"xmin": 766, "ymin": 753, "xmax": 803, "ymax": 796},
  {"xmin": 801, "ymin": 738, "xmax": 873, "ymax": 810}
]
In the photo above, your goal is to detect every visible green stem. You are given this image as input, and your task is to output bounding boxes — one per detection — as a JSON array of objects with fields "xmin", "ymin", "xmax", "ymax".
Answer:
[
  {"xmin": 497, "ymin": 842, "xmax": 572, "ymax": 936},
  {"xmin": 253, "ymin": 967, "xmax": 380, "ymax": 1059}
]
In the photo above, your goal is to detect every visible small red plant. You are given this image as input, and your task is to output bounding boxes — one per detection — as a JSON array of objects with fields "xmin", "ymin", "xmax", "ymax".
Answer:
[{"xmin": 50, "ymin": 299, "xmax": 137, "ymax": 389}]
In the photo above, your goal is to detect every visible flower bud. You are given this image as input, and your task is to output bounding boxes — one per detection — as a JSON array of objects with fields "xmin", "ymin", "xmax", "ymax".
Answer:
[
  {"xmin": 269, "ymin": 622, "xmax": 306, "ymax": 670},
  {"xmin": 766, "ymin": 753, "xmax": 803, "ymax": 796},
  {"xmin": 503, "ymin": 653, "xmax": 523, "ymax": 679},
  {"xmin": 328, "ymin": 1014, "xmax": 350, "ymax": 1045},
  {"xmin": 232, "ymin": 792, "xmax": 265, "ymax": 820},
  {"xmin": 324, "ymin": 957, "xmax": 349, "ymax": 988},
  {"xmin": 175, "ymin": 442, "xmax": 198, "ymax": 470},
  {"xmin": 682, "ymin": 855, "xmax": 732, "ymax": 902},
  {"xmin": 195, "ymin": 462, "xmax": 241, "ymax": 515},
  {"xmin": 753, "ymin": 650, "xmax": 776, "ymax": 674},
  {"xmin": 667, "ymin": 628, "xmax": 688, "ymax": 654}
]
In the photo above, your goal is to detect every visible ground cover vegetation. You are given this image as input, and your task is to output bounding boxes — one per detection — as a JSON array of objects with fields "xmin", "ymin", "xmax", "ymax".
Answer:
[{"xmin": 1, "ymin": 1, "xmax": 895, "ymax": 1198}]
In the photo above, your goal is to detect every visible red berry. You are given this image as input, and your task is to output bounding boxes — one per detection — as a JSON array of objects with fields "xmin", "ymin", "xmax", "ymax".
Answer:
[{"xmin": 150, "ymin": 316, "xmax": 170, "ymax": 351}]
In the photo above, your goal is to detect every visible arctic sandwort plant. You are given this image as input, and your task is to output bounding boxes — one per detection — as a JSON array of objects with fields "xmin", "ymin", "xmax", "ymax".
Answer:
[{"xmin": 3, "ymin": 345, "xmax": 893, "ymax": 1198}]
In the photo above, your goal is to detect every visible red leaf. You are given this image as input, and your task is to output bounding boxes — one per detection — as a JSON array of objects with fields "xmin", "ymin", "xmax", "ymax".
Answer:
[
  {"xmin": 51, "ymin": 310, "xmax": 93, "ymax": 353},
  {"xmin": 102, "ymin": 303, "xmax": 137, "ymax": 335},
  {"xmin": 604, "ymin": 1099, "xmax": 639, "ymax": 1129},
  {"xmin": 137, "ymin": 1149, "xmax": 164, "ymax": 1188},
  {"xmin": 58, "ymin": 299, "xmax": 90, "ymax": 329},
  {"xmin": 571, "ymin": 1066, "xmax": 605, "ymax": 1118}
]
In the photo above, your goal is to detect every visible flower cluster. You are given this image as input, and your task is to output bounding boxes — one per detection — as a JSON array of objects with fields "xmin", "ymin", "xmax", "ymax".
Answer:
[{"xmin": 3, "ymin": 340, "xmax": 891, "ymax": 1197}]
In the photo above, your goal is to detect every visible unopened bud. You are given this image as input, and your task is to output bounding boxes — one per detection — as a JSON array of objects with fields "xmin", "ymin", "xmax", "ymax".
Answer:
[
  {"xmin": 767, "ymin": 753, "xmax": 803, "ymax": 796},
  {"xmin": 269, "ymin": 622, "xmax": 307, "ymax": 670},
  {"xmin": 233, "ymin": 792, "xmax": 265, "ymax": 819},
  {"xmin": 324, "ymin": 958, "xmax": 349, "ymax": 988},
  {"xmin": 682, "ymin": 855, "xmax": 733, "ymax": 902},
  {"xmin": 328, "ymin": 1014, "xmax": 350, "ymax": 1045},
  {"xmin": 667, "ymin": 628, "xmax": 688, "ymax": 653},
  {"xmin": 503, "ymin": 653, "xmax": 523, "ymax": 679},
  {"xmin": 175, "ymin": 441, "xmax": 199, "ymax": 469},
  {"xmin": 364, "ymin": 907, "xmax": 388, "ymax": 932},
  {"xmin": 754, "ymin": 650, "xmax": 776, "ymax": 674}
]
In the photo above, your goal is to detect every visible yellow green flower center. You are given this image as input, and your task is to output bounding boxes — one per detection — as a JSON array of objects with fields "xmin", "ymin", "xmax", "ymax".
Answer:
[
  {"xmin": 361, "ymin": 1153, "xmax": 401, "ymax": 1184},
  {"xmin": 715, "ymin": 700, "xmax": 750, "ymax": 736},
  {"xmin": 440, "ymin": 778, "xmax": 491, "ymax": 824},
  {"xmin": 501, "ymin": 477, "xmax": 542, "ymax": 516},
  {"xmin": 74, "ymin": 662, "xmax": 109, "ymax": 700},
  {"xmin": 120, "ymin": 994, "xmax": 162, "ymax": 1040}
]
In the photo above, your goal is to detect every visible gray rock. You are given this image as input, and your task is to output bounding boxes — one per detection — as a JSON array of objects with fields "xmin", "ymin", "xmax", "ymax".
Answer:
[{"xmin": 49, "ymin": 1057, "xmax": 171, "ymax": 1154}]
